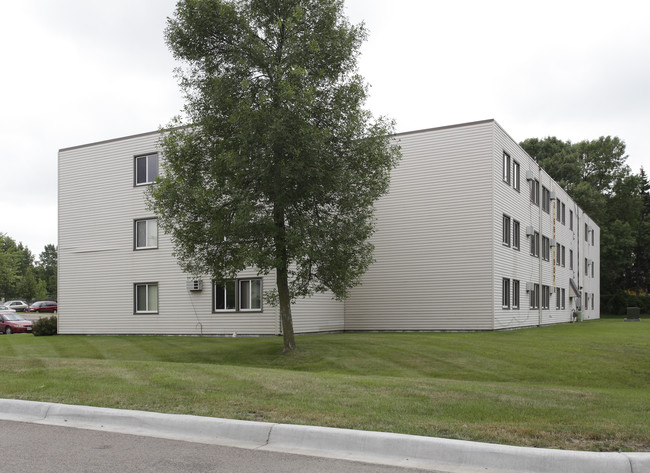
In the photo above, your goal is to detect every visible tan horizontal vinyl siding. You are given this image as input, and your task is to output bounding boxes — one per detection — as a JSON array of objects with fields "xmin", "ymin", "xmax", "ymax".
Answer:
[{"xmin": 344, "ymin": 122, "xmax": 495, "ymax": 331}]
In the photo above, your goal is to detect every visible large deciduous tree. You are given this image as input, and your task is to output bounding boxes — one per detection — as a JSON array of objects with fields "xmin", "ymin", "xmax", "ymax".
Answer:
[{"xmin": 150, "ymin": 0, "xmax": 400, "ymax": 351}]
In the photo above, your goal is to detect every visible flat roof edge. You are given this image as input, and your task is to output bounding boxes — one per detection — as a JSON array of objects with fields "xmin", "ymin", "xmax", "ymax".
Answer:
[
  {"xmin": 394, "ymin": 119, "xmax": 495, "ymax": 138},
  {"xmin": 59, "ymin": 129, "xmax": 164, "ymax": 153}
]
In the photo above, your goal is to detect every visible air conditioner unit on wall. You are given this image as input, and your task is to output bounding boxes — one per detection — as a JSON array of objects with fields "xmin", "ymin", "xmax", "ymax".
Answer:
[
  {"xmin": 186, "ymin": 280, "xmax": 203, "ymax": 292},
  {"xmin": 526, "ymin": 170, "xmax": 535, "ymax": 181},
  {"xmin": 526, "ymin": 282, "xmax": 534, "ymax": 292},
  {"xmin": 550, "ymin": 239, "xmax": 556, "ymax": 247},
  {"xmin": 526, "ymin": 226, "xmax": 534, "ymax": 236},
  {"xmin": 550, "ymin": 191, "xmax": 556, "ymax": 200}
]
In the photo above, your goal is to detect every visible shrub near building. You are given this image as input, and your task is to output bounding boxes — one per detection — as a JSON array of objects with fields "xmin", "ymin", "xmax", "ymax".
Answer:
[{"xmin": 32, "ymin": 316, "xmax": 57, "ymax": 336}]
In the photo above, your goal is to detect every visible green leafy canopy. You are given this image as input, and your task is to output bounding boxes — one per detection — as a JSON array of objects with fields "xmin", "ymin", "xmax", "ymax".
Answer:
[{"xmin": 149, "ymin": 0, "xmax": 400, "ymax": 313}]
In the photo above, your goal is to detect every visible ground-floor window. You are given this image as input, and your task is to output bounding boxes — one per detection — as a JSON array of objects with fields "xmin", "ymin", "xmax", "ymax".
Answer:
[
  {"xmin": 502, "ymin": 278, "xmax": 510, "ymax": 309},
  {"xmin": 512, "ymin": 280, "xmax": 520, "ymax": 309},
  {"xmin": 213, "ymin": 278, "xmax": 262, "ymax": 312},
  {"xmin": 542, "ymin": 285, "xmax": 550, "ymax": 309},
  {"xmin": 529, "ymin": 283, "xmax": 539, "ymax": 309},
  {"xmin": 135, "ymin": 283, "xmax": 158, "ymax": 313},
  {"xmin": 562, "ymin": 288, "xmax": 566, "ymax": 309}
]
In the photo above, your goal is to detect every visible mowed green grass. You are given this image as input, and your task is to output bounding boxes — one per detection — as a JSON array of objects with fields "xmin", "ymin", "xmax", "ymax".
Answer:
[{"xmin": 0, "ymin": 319, "xmax": 647, "ymax": 451}]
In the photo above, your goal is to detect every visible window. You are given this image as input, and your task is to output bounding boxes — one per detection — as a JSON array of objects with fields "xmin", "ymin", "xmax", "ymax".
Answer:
[
  {"xmin": 569, "ymin": 249, "xmax": 574, "ymax": 270},
  {"xmin": 585, "ymin": 258, "xmax": 588, "ymax": 276},
  {"xmin": 556, "ymin": 244, "xmax": 561, "ymax": 266},
  {"xmin": 530, "ymin": 179, "xmax": 540, "ymax": 205},
  {"xmin": 542, "ymin": 186, "xmax": 550, "ymax": 213},
  {"xmin": 239, "ymin": 279, "xmax": 262, "ymax": 311},
  {"xmin": 502, "ymin": 215, "xmax": 511, "ymax": 246},
  {"xmin": 135, "ymin": 153, "xmax": 159, "ymax": 186},
  {"xmin": 213, "ymin": 278, "xmax": 262, "ymax": 312},
  {"xmin": 503, "ymin": 152, "xmax": 511, "ymax": 184},
  {"xmin": 512, "ymin": 220, "xmax": 520, "ymax": 250},
  {"xmin": 542, "ymin": 236, "xmax": 550, "ymax": 261},
  {"xmin": 561, "ymin": 288, "xmax": 566, "ymax": 309},
  {"xmin": 530, "ymin": 283, "xmax": 539, "ymax": 309},
  {"xmin": 502, "ymin": 278, "xmax": 510, "ymax": 309},
  {"xmin": 591, "ymin": 229, "xmax": 594, "ymax": 246},
  {"xmin": 542, "ymin": 285, "xmax": 550, "ymax": 310},
  {"xmin": 561, "ymin": 202, "xmax": 566, "ymax": 225},
  {"xmin": 556, "ymin": 288, "xmax": 561, "ymax": 309},
  {"xmin": 513, "ymin": 161, "xmax": 520, "ymax": 191},
  {"xmin": 530, "ymin": 231, "xmax": 539, "ymax": 258},
  {"xmin": 591, "ymin": 261, "xmax": 594, "ymax": 278},
  {"xmin": 561, "ymin": 245, "xmax": 566, "ymax": 267},
  {"xmin": 569, "ymin": 210, "xmax": 574, "ymax": 230},
  {"xmin": 584, "ymin": 293, "xmax": 588, "ymax": 310},
  {"xmin": 585, "ymin": 223, "xmax": 588, "ymax": 242},
  {"xmin": 512, "ymin": 280, "xmax": 520, "ymax": 309},
  {"xmin": 135, "ymin": 218, "xmax": 157, "ymax": 249},
  {"xmin": 591, "ymin": 293, "xmax": 594, "ymax": 310},
  {"xmin": 135, "ymin": 283, "xmax": 158, "ymax": 313},
  {"xmin": 214, "ymin": 280, "xmax": 236, "ymax": 311}
]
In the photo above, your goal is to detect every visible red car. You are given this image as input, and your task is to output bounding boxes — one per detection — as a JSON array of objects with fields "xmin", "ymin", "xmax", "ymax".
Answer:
[
  {"xmin": 27, "ymin": 301, "xmax": 58, "ymax": 313},
  {"xmin": 0, "ymin": 312, "xmax": 34, "ymax": 334}
]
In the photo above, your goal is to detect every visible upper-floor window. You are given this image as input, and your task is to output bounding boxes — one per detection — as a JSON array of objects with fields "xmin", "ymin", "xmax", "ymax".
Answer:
[
  {"xmin": 585, "ymin": 223, "xmax": 589, "ymax": 242},
  {"xmin": 561, "ymin": 245, "xmax": 566, "ymax": 267},
  {"xmin": 530, "ymin": 179, "xmax": 540, "ymax": 206},
  {"xmin": 530, "ymin": 231, "xmax": 539, "ymax": 258},
  {"xmin": 591, "ymin": 229, "xmax": 594, "ymax": 246},
  {"xmin": 512, "ymin": 161, "xmax": 520, "ymax": 192},
  {"xmin": 512, "ymin": 220, "xmax": 520, "ymax": 250},
  {"xmin": 135, "ymin": 153, "xmax": 159, "ymax": 186},
  {"xmin": 542, "ymin": 235, "xmax": 550, "ymax": 261},
  {"xmin": 561, "ymin": 202, "xmax": 566, "ymax": 225},
  {"xmin": 569, "ymin": 210, "xmax": 574, "ymax": 230},
  {"xmin": 503, "ymin": 152, "xmax": 511, "ymax": 184},
  {"xmin": 135, "ymin": 218, "xmax": 158, "ymax": 250},
  {"xmin": 570, "ymin": 249, "xmax": 574, "ymax": 270},
  {"xmin": 542, "ymin": 186, "xmax": 551, "ymax": 213},
  {"xmin": 502, "ymin": 215, "xmax": 511, "ymax": 246}
]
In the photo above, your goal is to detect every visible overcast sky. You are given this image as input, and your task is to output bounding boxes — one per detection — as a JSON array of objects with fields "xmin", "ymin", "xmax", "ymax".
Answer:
[{"xmin": 1, "ymin": 0, "xmax": 648, "ymax": 260}]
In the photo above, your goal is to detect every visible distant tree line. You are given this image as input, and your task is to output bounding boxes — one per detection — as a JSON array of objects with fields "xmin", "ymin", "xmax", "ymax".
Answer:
[
  {"xmin": 0, "ymin": 235, "xmax": 57, "ymax": 302},
  {"xmin": 520, "ymin": 136, "xmax": 649, "ymax": 314}
]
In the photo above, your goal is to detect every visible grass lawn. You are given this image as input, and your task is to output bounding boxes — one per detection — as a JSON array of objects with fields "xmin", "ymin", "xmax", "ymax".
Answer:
[{"xmin": 0, "ymin": 319, "xmax": 647, "ymax": 452}]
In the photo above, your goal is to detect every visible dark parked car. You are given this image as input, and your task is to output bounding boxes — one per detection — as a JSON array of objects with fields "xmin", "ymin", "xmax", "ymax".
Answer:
[
  {"xmin": 3, "ymin": 300, "xmax": 28, "ymax": 312},
  {"xmin": 27, "ymin": 301, "xmax": 58, "ymax": 313},
  {"xmin": 0, "ymin": 312, "xmax": 34, "ymax": 334}
]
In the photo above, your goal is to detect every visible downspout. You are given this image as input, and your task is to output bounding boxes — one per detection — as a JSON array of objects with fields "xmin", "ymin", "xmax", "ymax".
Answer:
[{"xmin": 538, "ymin": 165, "xmax": 543, "ymax": 327}]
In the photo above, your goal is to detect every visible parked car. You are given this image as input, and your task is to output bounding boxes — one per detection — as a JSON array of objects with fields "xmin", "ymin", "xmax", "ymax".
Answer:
[
  {"xmin": 3, "ymin": 300, "xmax": 28, "ymax": 312},
  {"xmin": 27, "ymin": 301, "xmax": 58, "ymax": 313},
  {"xmin": 0, "ymin": 312, "xmax": 34, "ymax": 334},
  {"xmin": 0, "ymin": 305, "xmax": 16, "ymax": 312}
]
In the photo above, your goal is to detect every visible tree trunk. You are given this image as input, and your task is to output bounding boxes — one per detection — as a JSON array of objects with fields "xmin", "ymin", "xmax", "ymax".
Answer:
[
  {"xmin": 277, "ymin": 262, "xmax": 296, "ymax": 352},
  {"xmin": 274, "ymin": 204, "xmax": 296, "ymax": 352}
]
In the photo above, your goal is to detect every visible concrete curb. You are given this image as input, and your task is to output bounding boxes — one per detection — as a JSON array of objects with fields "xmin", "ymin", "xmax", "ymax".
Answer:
[{"xmin": 0, "ymin": 399, "xmax": 647, "ymax": 473}]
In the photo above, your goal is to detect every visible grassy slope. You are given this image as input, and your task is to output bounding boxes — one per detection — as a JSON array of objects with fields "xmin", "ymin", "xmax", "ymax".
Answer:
[{"xmin": 0, "ymin": 319, "xmax": 647, "ymax": 451}]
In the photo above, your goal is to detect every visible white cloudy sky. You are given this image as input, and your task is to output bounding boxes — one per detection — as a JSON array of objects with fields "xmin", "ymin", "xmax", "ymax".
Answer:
[{"xmin": 1, "ymin": 0, "xmax": 648, "ymax": 260}]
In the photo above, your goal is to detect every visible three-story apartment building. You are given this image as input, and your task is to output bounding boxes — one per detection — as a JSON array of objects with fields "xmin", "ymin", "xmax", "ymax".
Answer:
[{"xmin": 58, "ymin": 119, "xmax": 599, "ymax": 334}]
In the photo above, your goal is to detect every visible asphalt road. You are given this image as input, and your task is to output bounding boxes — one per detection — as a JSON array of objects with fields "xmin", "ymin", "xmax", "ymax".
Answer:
[{"xmin": 0, "ymin": 419, "xmax": 437, "ymax": 473}]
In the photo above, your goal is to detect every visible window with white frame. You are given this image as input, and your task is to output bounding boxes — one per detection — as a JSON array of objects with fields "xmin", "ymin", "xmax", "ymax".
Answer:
[
  {"xmin": 556, "ymin": 244, "xmax": 561, "ymax": 266},
  {"xmin": 591, "ymin": 261, "xmax": 594, "ymax": 278},
  {"xmin": 591, "ymin": 229, "xmax": 594, "ymax": 246},
  {"xmin": 542, "ymin": 186, "xmax": 550, "ymax": 213},
  {"xmin": 135, "ymin": 283, "xmax": 158, "ymax": 313},
  {"xmin": 542, "ymin": 285, "xmax": 550, "ymax": 310},
  {"xmin": 585, "ymin": 223, "xmax": 588, "ymax": 242},
  {"xmin": 591, "ymin": 293, "xmax": 594, "ymax": 310},
  {"xmin": 570, "ymin": 210, "xmax": 574, "ymax": 230},
  {"xmin": 561, "ymin": 202, "xmax": 566, "ymax": 225},
  {"xmin": 570, "ymin": 249, "xmax": 574, "ymax": 270},
  {"xmin": 585, "ymin": 258, "xmax": 588, "ymax": 276},
  {"xmin": 530, "ymin": 231, "xmax": 539, "ymax": 258},
  {"xmin": 502, "ymin": 278, "xmax": 510, "ymax": 309},
  {"xmin": 557, "ymin": 198, "xmax": 562, "ymax": 223},
  {"xmin": 530, "ymin": 179, "xmax": 540, "ymax": 205},
  {"xmin": 213, "ymin": 278, "xmax": 262, "ymax": 312},
  {"xmin": 530, "ymin": 283, "xmax": 539, "ymax": 309},
  {"xmin": 503, "ymin": 152, "xmax": 511, "ymax": 184},
  {"xmin": 513, "ymin": 160, "xmax": 520, "ymax": 191},
  {"xmin": 214, "ymin": 280, "xmax": 236, "ymax": 311},
  {"xmin": 556, "ymin": 288, "xmax": 561, "ymax": 309},
  {"xmin": 502, "ymin": 215, "xmax": 511, "ymax": 246},
  {"xmin": 542, "ymin": 236, "xmax": 550, "ymax": 261},
  {"xmin": 512, "ymin": 220, "xmax": 520, "ymax": 250},
  {"xmin": 135, "ymin": 153, "xmax": 159, "ymax": 186},
  {"xmin": 562, "ymin": 288, "xmax": 566, "ymax": 309},
  {"xmin": 512, "ymin": 280, "xmax": 520, "ymax": 309},
  {"xmin": 135, "ymin": 218, "xmax": 158, "ymax": 249},
  {"xmin": 561, "ymin": 245, "xmax": 566, "ymax": 267}
]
